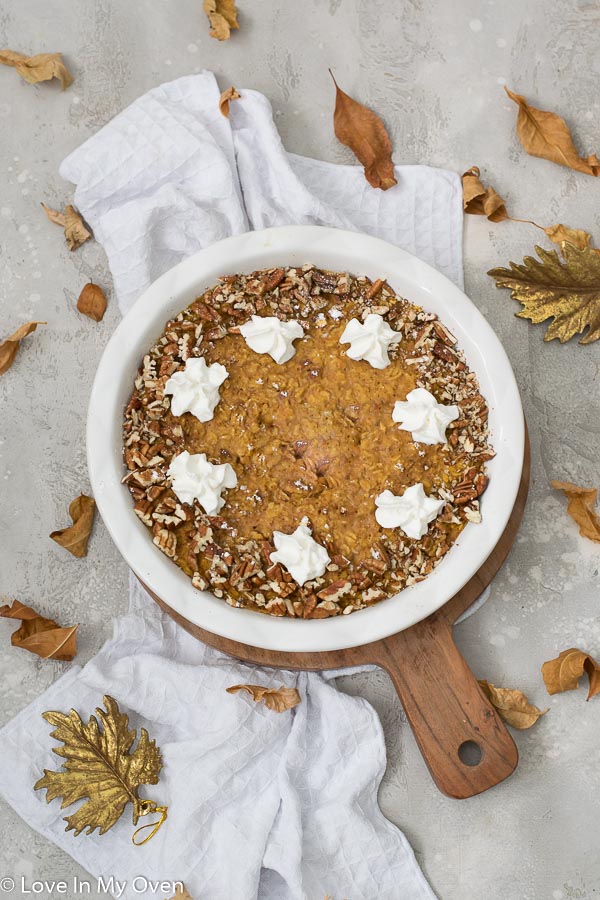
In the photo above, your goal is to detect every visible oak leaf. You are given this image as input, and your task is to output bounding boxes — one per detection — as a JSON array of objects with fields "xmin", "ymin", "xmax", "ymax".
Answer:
[
  {"xmin": 0, "ymin": 320, "xmax": 45, "ymax": 376},
  {"xmin": 329, "ymin": 70, "xmax": 397, "ymax": 191},
  {"xmin": 0, "ymin": 599, "xmax": 78, "ymax": 661},
  {"xmin": 34, "ymin": 695, "xmax": 163, "ymax": 836},
  {"xmin": 0, "ymin": 49, "xmax": 73, "ymax": 90},
  {"xmin": 77, "ymin": 283, "xmax": 107, "ymax": 322},
  {"xmin": 478, "ymin": 680, "xmax": 547, "ymax": 729},
  {"xmin": 505, "ymin": 87, "xmax": 600, "ymax": 176},
  {"xmin": 462, "ymin": 167, "xmax": 508, "ymax": 222},
  {"xmin": 50, "ymin": 495, "xmax": 96, "ymax": 558},
  {"xmin": 488, "ymin": 243, "xmax": 600, "ymax": 344},
  {"xmin": 542, "ymin": 649, "xmax": 600, "ymax": 700},
  {"xmin": 551, "ymin": 480, "xmax": 600, "ymax": 543},
  {"xmin": 226, "ymin": 683, "xmax": 301, "ymax": 713},
  {"xmin": 203, "ymin": 0, "xmax": 239, "ymax": 40},
  {"xmin": 41, "ymin": 203, "xmax": 92, "ymax": 251},
  {"xmin": 219, "ymin": 85, "xmax": 240, "ymax": 118}
]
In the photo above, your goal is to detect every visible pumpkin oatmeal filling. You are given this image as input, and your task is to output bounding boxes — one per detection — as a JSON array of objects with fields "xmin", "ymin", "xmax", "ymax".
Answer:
[{"xmin": 123, "ymin": 265, "xmax": 493, "ymax": 618}]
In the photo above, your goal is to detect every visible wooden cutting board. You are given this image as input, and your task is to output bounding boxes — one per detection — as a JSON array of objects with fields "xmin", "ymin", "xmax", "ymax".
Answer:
[{"xmin": 145, "ymin": 431, "xmax": 530, "ymax": 800}]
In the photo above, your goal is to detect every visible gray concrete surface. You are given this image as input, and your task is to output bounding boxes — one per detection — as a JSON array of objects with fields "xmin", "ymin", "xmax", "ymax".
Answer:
[{"xmin": 1, "ymin": 1, "xmax": 599, "ymax": 898}]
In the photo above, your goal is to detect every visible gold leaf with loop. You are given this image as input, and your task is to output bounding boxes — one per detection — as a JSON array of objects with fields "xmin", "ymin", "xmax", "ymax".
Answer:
[{"xmin": 35, "ymin": 695, "xmax": 167, "ymax": 843}]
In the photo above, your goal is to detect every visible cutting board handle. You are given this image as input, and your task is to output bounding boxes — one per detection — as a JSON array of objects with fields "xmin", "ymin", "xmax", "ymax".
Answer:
[{"xmin": 372, "ymin": 613, "xmax": 518, "ymax": 799}]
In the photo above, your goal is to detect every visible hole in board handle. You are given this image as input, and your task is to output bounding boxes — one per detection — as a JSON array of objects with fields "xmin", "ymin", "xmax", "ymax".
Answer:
[{"xmin": 458, "ymin": 740, "xmax": 483, "ymax": 767}]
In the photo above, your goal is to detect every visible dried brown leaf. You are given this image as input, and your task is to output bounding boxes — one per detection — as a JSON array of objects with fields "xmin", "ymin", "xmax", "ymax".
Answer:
[
  {"xmin": 77, "ymin": 283, "xmax": 107, "ymax": 322},
  {"xmin": 543, "ymin": 224, "xmax": 593, "ymax": 251},
  {"xmin": 488, "ymin": 243, "xmax": 600, "ymax": 344},
  {"xmin": 0, "ymin": 599, "xmax": 78, "ymax": 661},
  {"xmin": 50, "ymin": 495, "xmax": 96, "ymax": 558},
  {"xmin": 0, "ymin": 49, "xmax": 73, "ymax": 90},
  {"xmin": 505, "ymin": 86, "xmax": 600, "ymax": 176},
  {"xmin": 42, "ymin": 203, "xmax": 91, "ymax": 250},
  {"xmin": 0, "ymin": 320, "xmax": 45, "ymax": 376},
  {"xmin": 166, "ymin": 887, "xmax": 192, "ymax": 900},
  {"xmin": 329, "ymin": 70, "xmax": 397, "ymax": 192},
  {"xmin": 542, "ymin": 648, "xmax": 600, "ymax": 700},
  {"xmin": 551, "ymin": 480, "xmax": 600, "ymax": 543},
  {"xmin": 219, "ymin": 85, "xmax": 240, "ymax": 118},
  {"xmin": 462, "ymin": 167, "xmax": 509, "ymax": 222},
  {"xmin": 226, "ymin": 683, "xmax": 301, "ymax": 713},
  {"xmin": 203, "ymin": 0, "xmax": 239, "ymax": 40},
  {"xmin": 478, "ymin": 680, "xmax": 547, "ymax": 729}
]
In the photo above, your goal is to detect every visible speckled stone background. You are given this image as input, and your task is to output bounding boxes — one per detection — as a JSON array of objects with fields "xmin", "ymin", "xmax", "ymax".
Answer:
[{"xmin": 1, "ymin": 1, "xmax": 599, "ymax": 898}]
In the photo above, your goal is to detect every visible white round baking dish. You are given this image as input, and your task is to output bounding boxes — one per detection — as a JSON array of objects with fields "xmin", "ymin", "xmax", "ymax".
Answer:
[{"xmin": 87, "ymin": 225, "xmax": 524, "ymax": 653}]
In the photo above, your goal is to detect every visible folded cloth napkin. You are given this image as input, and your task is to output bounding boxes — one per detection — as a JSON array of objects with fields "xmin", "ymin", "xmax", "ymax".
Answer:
[{"xmin": 0, "ymin": 71, "xmax": 468, "ymax": 900}]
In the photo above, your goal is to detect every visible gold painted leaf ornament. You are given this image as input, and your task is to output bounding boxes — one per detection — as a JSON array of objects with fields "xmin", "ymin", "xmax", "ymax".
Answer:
[
  {"xmin": 488, "ymin": 243, "xmax": 600, "ymax": 344},
  {"xmin": 35, "ymin": 696, "xmax": 167, "ymax": 844}
]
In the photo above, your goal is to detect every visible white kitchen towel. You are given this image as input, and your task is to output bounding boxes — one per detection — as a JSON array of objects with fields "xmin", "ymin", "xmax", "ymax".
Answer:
[
  {"xmin": 58, "ymin": 71, "xmax": 463, "ymax": 314},
  {"xmin": 0, "ymin": 71, "xmax": 468, "ymax": 900}
]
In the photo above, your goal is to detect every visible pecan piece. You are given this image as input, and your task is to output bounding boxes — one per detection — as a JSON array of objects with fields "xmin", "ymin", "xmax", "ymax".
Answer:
[
  {"xmin": 153, "ymin": 528, "xmax": 177, "ymax": 558},
  {"xmin": 133, "ymin": 499, "xmax": 154, "ymax": 526},
  {"xmin": 316, "ymin": 580, "xmax": 352, "ymax": 602}
]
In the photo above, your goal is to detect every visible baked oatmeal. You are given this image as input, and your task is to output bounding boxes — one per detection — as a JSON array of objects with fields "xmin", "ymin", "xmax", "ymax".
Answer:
[{"xmin": 123, "ymin": 266, "xmax": 493, "ymax": 619}]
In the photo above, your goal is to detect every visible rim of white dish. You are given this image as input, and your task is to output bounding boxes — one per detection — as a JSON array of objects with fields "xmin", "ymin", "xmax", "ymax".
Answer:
[{"xmin": 87, "ymin": 225, "xmax": 524, "ymax": 653}]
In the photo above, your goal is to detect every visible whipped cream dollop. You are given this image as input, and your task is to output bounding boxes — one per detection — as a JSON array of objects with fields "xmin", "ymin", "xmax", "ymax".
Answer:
[
  {"xmin": 240, "ymin": 315, "xmax": 304, "ymax": 364},
  {"xmin": 167, "ymin": 450, "xmax": 237, "ymax": 515},
  {"xmin": 339, "ymin": 313, "xmax": 402, "ymax": 369},
  {"xmin": 392, "ymin": 387, "xmax": 459, "ymax": 445},
  {"xmin": 270, "ymin": 517, "xmax": 331, "ymax": 586},
  {"xmin": 375, "ymin": 483, "xmax": 444, "ymax": 540},
  {"xmin": 165, "ymin": 357, "xmax": 229, "ymax": 423}
]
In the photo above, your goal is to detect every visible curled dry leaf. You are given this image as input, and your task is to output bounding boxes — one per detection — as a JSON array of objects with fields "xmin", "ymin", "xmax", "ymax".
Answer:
[
  {"xmin": 543, "ymin": 224, "xmax": 593, "ymax": 252},
  {"xmin": 50, "ymin": 495, "xmax": 96, "ymax": 558},
  {"xmin": 542, "ymin": 648, "xmax": 600, "ymax": 700},
  {"xmin": 0, "ymin": 320, "xmax": 45, "ymax": 376},
  {"xmin": 551, "ymin": 480, "xmax": 600, "ymax": 543},
  {"xmin": 0, "ymin": 49, "xmax": 73, "ymax": 90},
  {"xmin": 219, "ymin": 85, "xmax": 241, "ymax": 118},
  {"xmin": 77, "ymin": 283, "xmax": 107, "ymax": 322},
  {"xmin": 478, "ymin": 680, "xmax": 547, "ymax": 730},
  {"xmin": 462, "ymin": 167, "xmax": 508, "ymax": 222},
  {"xmin": 166, "ymin": 887, "xmax": 192, "ymax": 900},
  {"xmin": 226, "ymin": 683, "xmax": 301, "ymax": 713},
  {"xmin": 203, "ymin": 0, "xmax": 239, "ymax": 40},
  {"xmin": 505, "ymin": 87, "xmax": 600, "ymax": 177},
  {"xmin": 0, "ymin": 599, "xmax": 78, "ymax": 661},
  {"xmin": 488, "ymin": 243, "xmax": 600, "ymax": 344},
  {"xmin": 329, "ymin": 70, "xmax": 397, "ymax": 192},
  {"xmin": 41, "ymin": 203, "xmax": 92, "ymax": 251}
]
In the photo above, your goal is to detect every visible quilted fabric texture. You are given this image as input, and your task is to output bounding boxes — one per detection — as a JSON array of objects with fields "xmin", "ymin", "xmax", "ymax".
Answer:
[
  {"xmin": 0, "ymin": 71, "xmax": 469, "ymax": 899},
  {"xmin": 0, "ymin": 578, "xmax": 435, "ymax": 900},
  {"xmin": 59, "ymin": 71, "xmax": 463, "ymax": 314}
]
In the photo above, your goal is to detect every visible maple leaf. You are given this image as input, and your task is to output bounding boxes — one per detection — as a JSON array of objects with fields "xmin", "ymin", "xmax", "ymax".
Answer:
[
  {"xmin": 35, "ymin": 696, "xmax": 163, "ymax": 836},
  {"xmin": 488, "ymin": 243, "xmax": 600, "ymax": 344}
]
